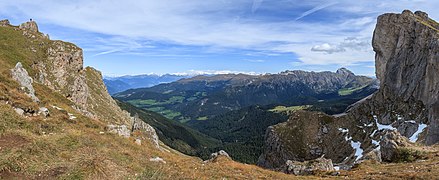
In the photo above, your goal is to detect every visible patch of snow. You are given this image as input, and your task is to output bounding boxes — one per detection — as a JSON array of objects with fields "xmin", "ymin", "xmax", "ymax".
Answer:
[
  {"xmin": 396, "ymin": 114, "xmax": 403, "ymax": 121},
  {"xmin": 409, "ymin": 123, "xmax": 427, "ymax": 142},
  {"xmin": 373, "ymin": 115, "xmax": 396, "ymax": 130},
  {"xmin": 351, "ymin": 140, "xmax": 363, "ymax": 161},
  {"xmin": 370, "ymin": 130, "xmax": 377, "ymax": 137},
  {"xmin": 363, "ymin": 122, "xmax": 373, "ymax": 127},
  {"xmin": 334, "ymin": 166, "xmax": 340, "ymax": 171},
  {"xmin": 372, "ymin": 139, "xmax": 380, "ymax": 150},
  {"xmin": 405, "ymin": 120, "xmax": 416, "ymax": 124},
  {"xmin": 339, "ymin": 127, "xmax": 364, "ymax": 161},
  {"xmin": 338, "ymin": 128, "xmax": 349, "ymax": 133}
]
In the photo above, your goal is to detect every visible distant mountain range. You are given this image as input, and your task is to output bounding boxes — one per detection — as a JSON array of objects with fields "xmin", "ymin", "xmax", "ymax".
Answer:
[
  {"xmin": 104, "ymin": 74, "xmax": 191, "ymax": 94},
  {"xmin": 113, "ymin": 67, "xmax": 378, "ymax": 163},
  {"xmin": 114, "ymin": 68, "xmax": 378, "ymax": 122}
]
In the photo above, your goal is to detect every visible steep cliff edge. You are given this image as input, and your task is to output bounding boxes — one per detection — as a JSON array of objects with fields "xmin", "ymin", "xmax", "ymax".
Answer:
[
  {"xmin": 373, "ymin": 10, "xmax": 439, "ymax": 145},
  {"xmin": 258, "ymin": 10, "xmax": 439, "ymax": 171}
]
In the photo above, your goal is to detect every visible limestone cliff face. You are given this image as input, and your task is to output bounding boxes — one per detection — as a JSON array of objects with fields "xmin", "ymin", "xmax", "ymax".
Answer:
[
  {"xmin": 373, "ymin": 10, "xmax": 439, "ymax": 145},
  {"xmin": 258, "ymin": 10, "xmax": 439, "ymax": 170},
  {"xmin": 6, "ymin": 20, "xmax": 133, "ymax": 126},
  {"xmin": 36, "ymin": 41, "xmax": 88, "ymax": 110}
]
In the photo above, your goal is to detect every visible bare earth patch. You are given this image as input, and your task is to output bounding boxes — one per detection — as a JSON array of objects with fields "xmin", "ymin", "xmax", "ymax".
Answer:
[{"xmin": 0, "ymin": 134, "xmax": 29, "ymax": 151}]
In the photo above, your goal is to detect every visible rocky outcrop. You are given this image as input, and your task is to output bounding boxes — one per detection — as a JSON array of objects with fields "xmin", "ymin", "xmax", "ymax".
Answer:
[
  {"xmin": 131, "ymin": 114, "xmax": 160, "ymax": 149},
  {"xmin": 37, "ymin": 41, "xmax": 88, "ymax": 109},
  {"xmin": 38, "ymin": 107, "xmax": 50, "ymax": 117},
  {"xmin": 107, "ymin": 125, "xmax": 130, "ymax": 138},
  {"xmin": 258, "ymin": 111, "xmax": 354, "ymax": 169},
  {"xmin": 19, "ymin": 21, "xmax": 39, "ymax": 32},
  {"xmin": 372, "ymin": 10, "xmax": 439, "ymax": 145},
  {"xmin": 10, "ymin": 62, "xmax": 39, "ymax": 102},
  {"xmin": 0, "ymin": 19, "xmax": 10, "ymax": 26},
  {"xmin": 4, "ymin": 20, "xmax": 161, "ymax": 148},
  {"xmin": 283, "ymin": 157, "xmax": 335, "ymax": 175},
  {"xmin": 258, "ymin": 10, "xmax": 439, "ymax": 171}
]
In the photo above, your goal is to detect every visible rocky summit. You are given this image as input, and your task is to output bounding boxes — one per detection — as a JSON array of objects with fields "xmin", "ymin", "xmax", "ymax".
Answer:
[{"xmin": 258, "ymin": 10, "xmax": 439, "ymax": 171}]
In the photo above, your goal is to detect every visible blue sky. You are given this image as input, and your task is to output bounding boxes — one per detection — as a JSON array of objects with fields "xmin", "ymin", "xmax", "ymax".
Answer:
[{"xmin": 1, "ymin": 0, "xmax": 438, "ymax": 77}]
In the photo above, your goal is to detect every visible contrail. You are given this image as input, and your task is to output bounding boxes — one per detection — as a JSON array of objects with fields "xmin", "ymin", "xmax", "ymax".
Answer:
[{"xmin": 295, "ymin": 1, "xmax": 338, "ymax": 21}]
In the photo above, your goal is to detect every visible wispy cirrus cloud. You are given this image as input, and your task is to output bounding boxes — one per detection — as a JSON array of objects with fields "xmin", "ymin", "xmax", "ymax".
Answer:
[
  {"xmin": 295, "ymin": 1, "xmax": 338, "ymax": 21},
  {"xmin": 1, "ymin": 0, "xmax": 439, "ymax": 76}
]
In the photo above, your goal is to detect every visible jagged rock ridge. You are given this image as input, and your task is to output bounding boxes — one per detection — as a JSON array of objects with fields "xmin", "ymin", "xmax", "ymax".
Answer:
[{"xmin": 258, "ymin": 10, "xmax": 439, "ymax": 170}]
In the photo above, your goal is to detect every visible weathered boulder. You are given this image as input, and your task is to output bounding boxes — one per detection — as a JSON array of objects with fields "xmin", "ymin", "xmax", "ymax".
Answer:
[
  {"xmin": 149, "ymin": 157, "xmax": 166, "ymax": 164},
  {"xmin": 205, "ymin": 150, "xmax": 231, "ymax": 163},
  {"xmin": 14, "ymin": 107, "xmax": 25, "ymax": 116},
  {"xmin": 107, "ymin": 124, "xmax": 130, "ymax": 138},
  {"xmin": 361, "ymin": 149, "xmax": 382, "ymax": 163},
  {"xmin": 10, "ymin": 62, "xmax": 39, "ymax": 102},
  {"xmin": 283, "ymin": 157, "xmax": 335, "ymax": 175},
  {"xmin": 380, "ymin": 130, "xmax": 411, "ymax": 162},
  {"xmin": 38, "ymin": 107, "xmax": 50, "ymax": 117}
]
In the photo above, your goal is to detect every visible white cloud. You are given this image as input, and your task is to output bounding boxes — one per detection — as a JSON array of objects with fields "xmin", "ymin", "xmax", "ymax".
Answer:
[
  {"xmin": 246, "ymin": 59, "xmax": 266, "ymax": 63},
  {"xmin": 173, "ymin": 70, "xmax": 261, "ymax": 76},
  {"xmin": 311, "ymin": 43, "xmax": 345, "ymax": 54},
  {"xmin": 311, "ymin": 37, "xmax": 370, "ymax": 54},
  {"xmin": 1, "ymin": 0, "xmax": 439, "ymax": 67}
]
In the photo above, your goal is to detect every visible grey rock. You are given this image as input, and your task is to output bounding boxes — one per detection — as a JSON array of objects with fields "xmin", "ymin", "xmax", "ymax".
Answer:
[
  {"xmin": 19, "ymin": 21, "xmax": 39, "ymax": 32},
  {"xmin": 131, "ymin": 114, "xmax": 160, "ymax": 149},
  {"xmin": 107, "ymin": 124, "xmax": 130, "ymax": 138},
  {"xmin": 380, "ymin": 130, "xmax": 411, "ymax": 162},
  {"xmin": 38, "ymin": 107, "xmax": 50, "ymax": 117},
  {"xmin": 14, "ymin": 108, "xmax": 24, "ymax": 116},
  {"xmin": 149, "ymin": 157, "xmax": 166, "ymax": 164},
  {"xmin": 372, "ymin": 10, "xmax": 439, "ymax": 145},
  {"xmin": 283, "ymin": 157, "xmax": 335, "ymax": 175},
  {"xmin": 135, "ymin": 139, "xmax": 141, "ymax": 145},
  {"xmin": 257, "ymin": 111, "xmax": 352, "ymax": 169},
  {"xmin": 205, "ymin": 150, "xmax": 231, "ymax": 163},
  {"xmin": 361, "ymin": 149, "xmax": 382, "ymax": 163},
  {"xmin": 38, "ymin": 41, "xmax": 88, "ymax": 109},
  {"xmin": 322, "ymin": 126, "xmax": 329, "ymax": 134},
  {"xmin": 0, "ymin": 19, "xmax": 10, "ymax": 26},
  {"xmin": 258, "ymin": 11, "xmax": 439, "ymax": 171},
  {"xmin": 397, "ymin": 121, "xmax": 419, "ymax": 138},
  {"xmin": 10, "ymin": 62, "xmax": 39, "ymax": 102}
]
